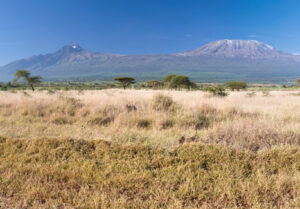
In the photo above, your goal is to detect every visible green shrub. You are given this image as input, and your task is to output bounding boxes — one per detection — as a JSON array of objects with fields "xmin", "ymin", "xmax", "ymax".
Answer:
[
  {"xmin": 163, "ymin": 74, "xmax": 196, "ymax": 89},
  {"xmin": 225, "ymin": 81, "xmax": 247, "ymax": 91},
  {"xmin": 204, "ymin": 85, "xmax": 228, "ymax": 97}
]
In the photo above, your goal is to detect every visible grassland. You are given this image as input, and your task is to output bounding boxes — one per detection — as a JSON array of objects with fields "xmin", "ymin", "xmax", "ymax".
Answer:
[{"xmin": 0, "ymin": 89, "xmax": 300, "ymax": 208}]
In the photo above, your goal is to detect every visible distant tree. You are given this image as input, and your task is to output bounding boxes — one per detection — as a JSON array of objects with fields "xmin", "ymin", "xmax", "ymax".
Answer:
[
  {"xmin": 225, "ymin": 81, "xmax": 247, "ymax": 91},
  {"xmin": 13, "ymin": 70, "xmax": 42, "ymax": 91},
  {"xmin": 163, "ymin": 74, "xmax": 177, "ymax": 84},
  {"xmin": 162, "ymin": 74, "xmax": 196, "ymax": 89},
  {"xmin": 169, "ymin": 75, "xmax": 196, "ymax": 89},
  {"xmin": 296, "ymin": 78, "xmax": 300, "ymax": 86},
  {"xmin": 144, "ymin": 80, "xmax": 163, "ymax": 88},
  {"xmin": 114, "ymin": 77, "xmax": 135, "ymax": 89}
]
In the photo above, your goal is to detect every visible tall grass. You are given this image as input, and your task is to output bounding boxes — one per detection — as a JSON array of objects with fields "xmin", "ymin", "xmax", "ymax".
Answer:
[
  {"xmin": 0, "ymin": 89, "xmax": 300, "ymax": 207},
  {"xmin": 0, "ymin": 90, "xmax": 299, "ymax": 150}
]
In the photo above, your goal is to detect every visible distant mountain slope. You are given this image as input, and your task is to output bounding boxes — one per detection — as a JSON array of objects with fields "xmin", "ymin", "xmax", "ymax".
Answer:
[
  {"xmin": 175, "ymin": 40, "xmax": 297, "ymax": 59},
  {"xmin": 1, "ymin": 40, "xmax": 300, "ymax": 82}
]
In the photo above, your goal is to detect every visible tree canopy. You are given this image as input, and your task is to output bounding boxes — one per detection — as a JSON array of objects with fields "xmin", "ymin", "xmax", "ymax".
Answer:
[
  {"xmin": 13, "ymin": 70, "xmax": 42, "ymax": 91},
  {"xmin": 163, "ymin": 74, "xmax": 196, "ymax": 89},
  {"xmin": 114, "ymin": 77, "xmax": 135, "ymax": 89}
]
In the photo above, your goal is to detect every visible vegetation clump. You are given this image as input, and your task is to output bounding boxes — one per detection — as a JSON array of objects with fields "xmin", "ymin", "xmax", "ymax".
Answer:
[
  {"xmin": 163, "ymin": 74, "xmax": 196, "ymax": 89},
  {"xmin": 88, "ymin": 116, "xmax": 113, "ymax": 126},
  {"xmin": 296, "ymin": 78, "xmax": 300, "ymax": 86},
  {"xmin": 160, "ymin": 119, "xmax": 174, "ymax": 129},
  {"xmin": 144, "ymin": 80, "xmax": 163, "ymax": 89},
  {"xmin": 52, "ymin": 116, "xmax": 72, "ymax": 125},
  {"xmin": 204, "ymin": 85, "xmax": 228, "ymax": 97},
  {"xmin": 152, "ymin": 94, "xmax": 175, "ymax": 111},
  {"xmin": 137, "ymin": 119, "xmax": 152, "ymax": 128},
  {"xmin": 225, "ymin": 81, "xmax": 247, "ymax": 91}
]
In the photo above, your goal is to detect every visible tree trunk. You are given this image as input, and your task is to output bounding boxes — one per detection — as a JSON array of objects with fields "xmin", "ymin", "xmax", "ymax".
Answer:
[{"xmin": 30, "ymin": 84, "xmax": 34, "ymax": 91}]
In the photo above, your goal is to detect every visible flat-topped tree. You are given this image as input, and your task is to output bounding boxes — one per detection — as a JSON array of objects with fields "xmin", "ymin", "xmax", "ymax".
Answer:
[
  {"xmin": 114, "ymin": 77, "xmax": 135, "ymax": 89},
  {"xmin": 13, "ymin": 70, "xmax": 42, "ymax": 91}
]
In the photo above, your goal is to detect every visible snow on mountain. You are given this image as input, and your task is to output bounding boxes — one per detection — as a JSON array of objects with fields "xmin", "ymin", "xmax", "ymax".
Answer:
[{"xmin": 176, "ymin": 40, "xmax": 289, "ymax": 58}]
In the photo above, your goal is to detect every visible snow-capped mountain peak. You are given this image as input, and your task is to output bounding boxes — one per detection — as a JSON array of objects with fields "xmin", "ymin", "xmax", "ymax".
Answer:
[{"xmin": 176, "ymin": 40, "xmax": 282, "ymax": 58}]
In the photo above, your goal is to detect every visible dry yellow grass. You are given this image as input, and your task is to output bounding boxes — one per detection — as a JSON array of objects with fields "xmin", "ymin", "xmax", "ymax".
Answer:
[
  {"xmin": 0, "ymin": 89, "xmax": 299, "ymax": 150},
  {"xmin": 1, "ymin": 89, "xmax": 300, "ymax": 208}
]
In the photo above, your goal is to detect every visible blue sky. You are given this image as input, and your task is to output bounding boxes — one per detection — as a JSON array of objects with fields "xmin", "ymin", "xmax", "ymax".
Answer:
[{"xmin": 0, "ymin": 0, "xmax": 300, "ymax": 65}]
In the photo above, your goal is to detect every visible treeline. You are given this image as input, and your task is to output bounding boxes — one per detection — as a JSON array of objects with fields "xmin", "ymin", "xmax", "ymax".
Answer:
[{"xmin": 0, "ymin": 69, "xmax": 300, "ymax": 92}]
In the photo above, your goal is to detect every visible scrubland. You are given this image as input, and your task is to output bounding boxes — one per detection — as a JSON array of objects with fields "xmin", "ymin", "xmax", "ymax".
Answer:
[{"xmin": 0, "ymin": 89, "xmax": 300, "ymax": 208}]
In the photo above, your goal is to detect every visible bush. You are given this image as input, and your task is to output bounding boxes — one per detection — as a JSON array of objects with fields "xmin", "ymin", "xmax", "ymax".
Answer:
[
  {"xmin": 163, "ymin": 74, "xmax": 196, "ymax": 89},
  {"xmin": 204, "ymin": 85, "xmax": 228, "ymax": 97},
  {"xmin": 152, "ymin": 94, "xmax": 174, "ymax": 111},
  {"xmin": 137, "ymin": 119, "xmax": 152, "ymax": 128},
  {"xmin": 52, "ymin": 117, "xmax": 72, "ymax": 125},
  {"xmin": 160, "ymin": 119, "xmax": 174, "ymax": 129},
  {"xmin": 88, "ymin": 117, "xmax": 113, "ymax": 126},
  {"xmin": 144, "ymin": 80, "xmax": 163, "ymax": 89},
  {"xmin": 225, "ymin": 81, "xmax": 247, "ymax": 91},
  {"xmin": 180, "ymin": 114, "xmax": 210, "ymax": 130}
]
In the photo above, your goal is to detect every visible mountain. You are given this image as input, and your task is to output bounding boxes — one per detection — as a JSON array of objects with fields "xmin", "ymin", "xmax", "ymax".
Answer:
[
  {"xmin": 176, "ymin": 40, "xmax": 294, "ymax": 59},
  {"xmin": 0, "ymin": 40, "xmax": 300, "ymax": 82}
]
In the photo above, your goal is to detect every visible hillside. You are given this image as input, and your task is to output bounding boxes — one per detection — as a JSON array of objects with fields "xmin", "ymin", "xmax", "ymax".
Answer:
[{"xmin": 1, "ymin": 40, "xmax": 300, "ymax": 82}]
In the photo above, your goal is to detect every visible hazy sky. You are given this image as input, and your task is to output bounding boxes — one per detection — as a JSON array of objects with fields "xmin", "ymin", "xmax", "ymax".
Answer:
[{"xmin": 1, "ymin": 0, "xmax": 300, "ymax": 65}]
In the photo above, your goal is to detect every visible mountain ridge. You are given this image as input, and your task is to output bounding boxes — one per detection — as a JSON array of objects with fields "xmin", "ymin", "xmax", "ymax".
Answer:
[{"xmin": 0, "ymin": 40, "xmax": 300, "ymax": 82}]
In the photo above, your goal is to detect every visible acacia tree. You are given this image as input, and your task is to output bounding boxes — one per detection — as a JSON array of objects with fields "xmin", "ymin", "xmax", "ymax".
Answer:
[
  {"xmin": 13, "ymin": 70, "xmax": 42, "ymax": 91},
  {"xmin": 114, "ymin": 77, "xmax": 135, "ymax": 89},
  {"xmin": 296, "ymin": 78, "xmax": 300, "ymax": 86}
]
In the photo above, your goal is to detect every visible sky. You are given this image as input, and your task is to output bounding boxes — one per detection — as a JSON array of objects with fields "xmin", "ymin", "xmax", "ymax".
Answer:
[{"xmin": 1, "ymin": 0, "xmax": 300, "ymax": 65}]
